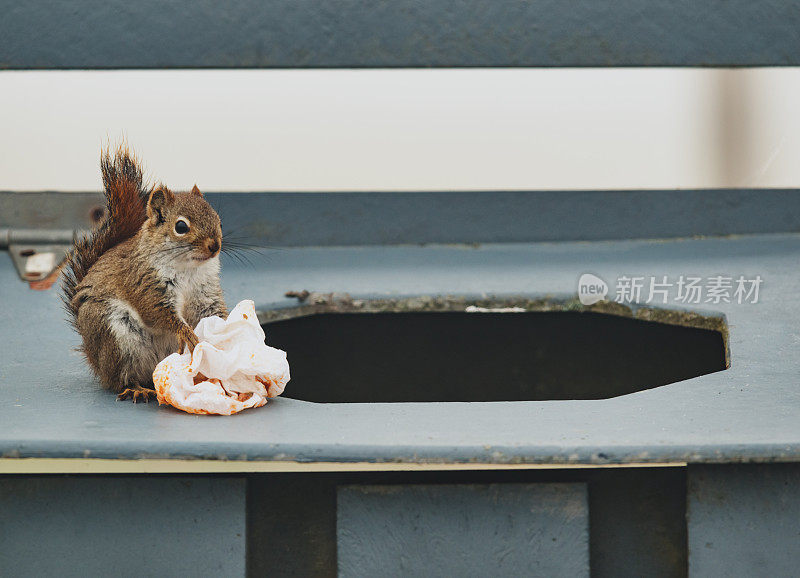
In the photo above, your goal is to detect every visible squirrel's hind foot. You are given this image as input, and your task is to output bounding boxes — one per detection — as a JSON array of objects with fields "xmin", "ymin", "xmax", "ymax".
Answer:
[{"xmin": 117, "ymin": 385, "xmax": 156, "ymax": 403}]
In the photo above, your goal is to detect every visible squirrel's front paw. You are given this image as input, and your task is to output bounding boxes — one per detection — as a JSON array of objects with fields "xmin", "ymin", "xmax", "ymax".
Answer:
[{"xmin": 177, "ymin": 325, "xmax": 199, "ymax": 354}]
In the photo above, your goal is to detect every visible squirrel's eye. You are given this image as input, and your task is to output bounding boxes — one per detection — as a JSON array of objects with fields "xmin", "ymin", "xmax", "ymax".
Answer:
[{"xmin": 174, "ymin": 219, "xmax": 190, "ymax": 235}]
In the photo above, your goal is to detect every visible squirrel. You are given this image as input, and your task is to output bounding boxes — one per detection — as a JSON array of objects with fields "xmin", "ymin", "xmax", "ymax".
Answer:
[{"xmin": 61, "ymin": 146, "xmax": 227, "ymax": 402}]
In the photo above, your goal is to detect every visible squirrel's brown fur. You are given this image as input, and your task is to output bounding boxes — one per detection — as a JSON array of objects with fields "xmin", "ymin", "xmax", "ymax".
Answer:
[
  {"xmin": 61, "ymin": 146, "xmax": 226, "ymax": 402},
  {"xmin": 62, "ymin": 146, "xmax": 153, "ymax": 319}
]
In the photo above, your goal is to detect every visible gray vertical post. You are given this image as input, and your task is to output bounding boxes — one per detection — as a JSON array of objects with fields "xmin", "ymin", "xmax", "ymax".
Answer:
[{"xmin": 687, "ymin": 464, "xmax": 800, "ymax": 577}]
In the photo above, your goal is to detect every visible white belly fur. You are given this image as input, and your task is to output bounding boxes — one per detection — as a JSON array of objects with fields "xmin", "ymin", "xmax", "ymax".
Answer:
[
  {"xmin": 107, "ymin": 257, "xmax": 221, "ymax": 383},
  {"xmin": 106, "ymin": 298, "xmax": 175, "ymax": 383}
]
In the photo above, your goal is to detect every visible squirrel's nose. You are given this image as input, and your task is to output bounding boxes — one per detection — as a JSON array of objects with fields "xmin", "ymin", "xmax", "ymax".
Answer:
[{"xmin": 207, "ymin": 239, "xmax": 220, "ymax": 256}]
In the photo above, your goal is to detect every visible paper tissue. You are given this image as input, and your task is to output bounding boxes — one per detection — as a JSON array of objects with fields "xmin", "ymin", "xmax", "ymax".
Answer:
[{"xmin": 153, "ymin": 300, "xmax": 290, "ymax": 415}]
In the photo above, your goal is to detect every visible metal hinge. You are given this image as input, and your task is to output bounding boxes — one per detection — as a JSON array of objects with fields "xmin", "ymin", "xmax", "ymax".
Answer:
[{"xmin": 0, "ymin": 228, "xmax": 75, "ymax": 283}]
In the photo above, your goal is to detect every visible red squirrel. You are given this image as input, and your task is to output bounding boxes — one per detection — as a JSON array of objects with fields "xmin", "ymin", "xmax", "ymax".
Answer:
[{"xmin": 61, "ymin": 146, "xmax": 227, "ymax": 402}]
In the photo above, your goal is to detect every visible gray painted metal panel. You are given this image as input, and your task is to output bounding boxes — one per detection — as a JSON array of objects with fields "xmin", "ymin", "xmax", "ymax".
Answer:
[
  {"xmin": 3, "ymin": 190, "xmax": 800, "ymax": 247},
  {"xmin": 590, "ymin": 468, "xmax": 687, "ymax": 577},
  {"xmin": 247, "ymin": 475, "xmax": 338, "ymax": 577},
  {"xmin": 0, "ymin": 475, "xmax": 246, "ymax": 577},
  {"xmin": 247, "ymin": 469, "xmax": 688, "ymax": 577},
  {"xmin": 687, "ymin": 464, "xmax": 800, "ymax": 578},
  {"xmin": 0, "ymin": 234, "xmax": 798, "ymax": 465},
  {"xmin": 2, "ymin": 1, "xmax": 800, "ymax": 69},
  {"xmin": 337, "ymin": 483, "xmax": 589, "ymax": 577},
  {"xmin": 204, "ymin": 190, "xmax": 800, "ymax": 246}
]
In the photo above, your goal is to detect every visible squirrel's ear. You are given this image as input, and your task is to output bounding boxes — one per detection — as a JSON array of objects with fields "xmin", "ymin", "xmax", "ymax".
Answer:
[
  {"xmin": 147, "ymin": 185, "xmax": 175, "ymax": 224},
  {"xmin": 190, "ymin": 184, "xmax": 203, "ymax": 197}
]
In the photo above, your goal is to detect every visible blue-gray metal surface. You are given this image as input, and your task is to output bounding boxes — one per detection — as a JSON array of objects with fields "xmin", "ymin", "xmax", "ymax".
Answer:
[
  {"xmin": 204, "ymin": 190, "xmax": 800, "ymax": 246},
  {"xmin": 337, "ymin": 483, "xmax": 589, "ymax": 577},
  {"xmin": 0, "ymin": 476, "xmax": 246, "ymax": 576},
  {"xmin": 588, "ymin": 467, "xmax": 688, "ymax": 577},
  {"xmin": 247, "ymin": 469, "xmax": 688, "ymax": 577},
  {"xmin": 4, "ymin": 190, "xmax": 800, "ymax": 247},
  {"xmin": 687, "ymin": 464, "xmax": 800, "ymax": 577},
  {"xmin": 0, "ymin": 233, "xmax": 798, "ymax": 465},
  {"xmin": 2, "ymin": 1, "xmax": 800, "ymax": 69}
]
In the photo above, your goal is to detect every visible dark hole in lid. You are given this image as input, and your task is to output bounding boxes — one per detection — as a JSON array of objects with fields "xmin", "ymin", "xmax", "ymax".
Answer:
[{"xmin": 264, "ymin": 311, "xmax": 727, "ymax": 403}]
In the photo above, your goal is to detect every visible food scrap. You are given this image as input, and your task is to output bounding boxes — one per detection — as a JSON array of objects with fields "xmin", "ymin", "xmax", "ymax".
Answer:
[{"xmin": 153, "ymin": 300, "xmax": 290, "ymax": 415}]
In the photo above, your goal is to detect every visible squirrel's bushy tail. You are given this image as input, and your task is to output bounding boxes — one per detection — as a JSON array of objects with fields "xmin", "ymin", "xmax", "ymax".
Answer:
[{"xmin": 62, "ymin": 146, "xmax": 152, "ymax": 320}]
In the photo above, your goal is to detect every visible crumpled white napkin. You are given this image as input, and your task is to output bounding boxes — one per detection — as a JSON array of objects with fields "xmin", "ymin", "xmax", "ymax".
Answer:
[{"xmin": 153, "ymin": 300, "xmax": 290, "ymax": 415}]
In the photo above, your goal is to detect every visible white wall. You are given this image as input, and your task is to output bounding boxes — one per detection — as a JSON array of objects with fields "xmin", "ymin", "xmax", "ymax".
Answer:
[{"xmin": 0, "ymin": 68, "xmax": 798, "ymax": 191}]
